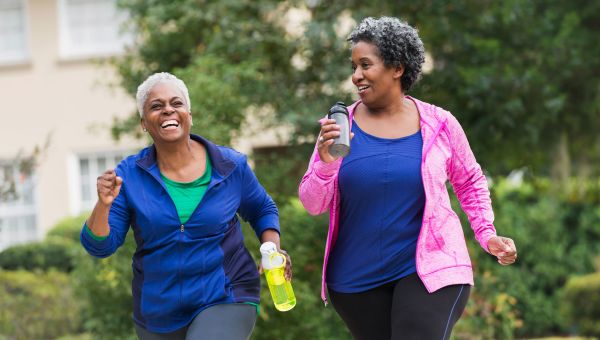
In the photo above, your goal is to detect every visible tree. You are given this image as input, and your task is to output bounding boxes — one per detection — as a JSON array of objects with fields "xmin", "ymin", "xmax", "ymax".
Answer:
[{"xmin": 112, "ymin": 0, "xmax": 599, "ymax": 177}]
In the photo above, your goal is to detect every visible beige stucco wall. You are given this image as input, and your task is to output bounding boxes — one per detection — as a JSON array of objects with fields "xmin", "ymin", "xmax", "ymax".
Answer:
[{"xmin": 0, "ymin": 0, "xmax": 142, "ymax": 237}]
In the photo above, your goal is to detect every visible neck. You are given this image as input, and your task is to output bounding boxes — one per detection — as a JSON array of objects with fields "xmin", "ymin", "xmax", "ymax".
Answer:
[
  {"xmin": 155, "ymin": 137, "xmax": 199, "ymax": 171},
  {"xmin": 366, "ymin": 92, "xmax": 408, "ymax": 117}
]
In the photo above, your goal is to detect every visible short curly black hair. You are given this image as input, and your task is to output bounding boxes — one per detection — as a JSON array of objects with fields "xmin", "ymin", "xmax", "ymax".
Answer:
[{"xmin": 348, "ymin": 17, "xmax": 425, "ymax": 92}]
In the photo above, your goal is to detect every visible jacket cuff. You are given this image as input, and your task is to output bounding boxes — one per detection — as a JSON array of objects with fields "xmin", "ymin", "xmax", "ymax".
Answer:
[
  {"xmin": 253, "ymin": 215, "xmax": 280, "ymax": 239},
  {"xmin": 84, "ymin": 223, "xmax": 109, "ymax": 241},
  {"xmin": 80, "ymin": 222, "xmax": 112, "ymax": 256}
]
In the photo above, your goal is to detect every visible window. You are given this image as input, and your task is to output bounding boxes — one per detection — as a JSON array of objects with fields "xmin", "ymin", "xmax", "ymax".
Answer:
[
  {"xmin": 0, "ymin": 162, "xmax": 38, "ymax": 251},
  {"xmin": 69, "ymin": 150, "xmax": 131, "ymax": 214},
  {"xmin": 58, "ymin": 0, "xmax": 132, "ymax": 59},
  {"xmin": 0, "ymin": 0, "xmax": 29, "ymax": 64}
]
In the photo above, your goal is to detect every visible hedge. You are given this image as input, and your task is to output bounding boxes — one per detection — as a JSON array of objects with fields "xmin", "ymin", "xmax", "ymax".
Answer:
[{"xmin": 562, "ymin": 272, "xmax": 600, "ymax": 337}]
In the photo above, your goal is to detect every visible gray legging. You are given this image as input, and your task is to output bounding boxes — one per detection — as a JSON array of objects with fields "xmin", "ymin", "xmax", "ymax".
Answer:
[{"xmin": 135, "ymin": 303, "xmax": 257, "ymax": 340}]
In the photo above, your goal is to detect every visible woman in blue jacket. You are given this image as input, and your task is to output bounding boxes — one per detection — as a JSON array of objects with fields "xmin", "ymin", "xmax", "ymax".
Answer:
[{"xmin": 81, "ymin": 72, "xmax": 290, "ymax": 340}]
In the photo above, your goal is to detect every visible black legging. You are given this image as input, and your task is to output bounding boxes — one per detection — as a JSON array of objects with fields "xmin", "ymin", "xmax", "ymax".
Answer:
[{"xmin": 328, "ymin": 273, "xmax": 470, "ymax": 340}]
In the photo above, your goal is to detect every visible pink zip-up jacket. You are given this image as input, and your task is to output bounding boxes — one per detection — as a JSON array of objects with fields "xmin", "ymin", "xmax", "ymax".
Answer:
[{"xmin": 298, "ymin": 96, "xmax": 497, "ymax": 304}]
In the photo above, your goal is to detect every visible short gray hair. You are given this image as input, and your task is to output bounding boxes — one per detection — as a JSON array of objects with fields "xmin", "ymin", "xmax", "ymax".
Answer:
[
  {"xmin": 136, "ymin": 72, "xmax": 191, "ymax": 117},
  {"xmin": 348, "ymin": 17, "xmax": 425, "ymax": 92}
]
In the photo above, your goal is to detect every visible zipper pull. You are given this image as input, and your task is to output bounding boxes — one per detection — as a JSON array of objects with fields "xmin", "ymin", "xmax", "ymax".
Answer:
[{"xmin": 180, "ymin": 224, "xmax": 184, "ymax": 232}]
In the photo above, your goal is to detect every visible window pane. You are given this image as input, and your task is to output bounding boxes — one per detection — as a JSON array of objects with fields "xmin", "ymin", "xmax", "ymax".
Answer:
[
  {"xmin": 97, "ymin": 157, "xmax": 106, "ymax": 172},
  {"xmin": 79, "ymin": 158, "xmax": 89, "ymax": 176},
  {"xmin": 62, "ymin": 0, "xmax": 131, "ymax": 57},
  {"xmin": 0, "ymin": 0, "xmax": 27, "ymax": 63},
  {"xmin": 0, "ymin": 159, "xmax": 37, "ymax": 250}
]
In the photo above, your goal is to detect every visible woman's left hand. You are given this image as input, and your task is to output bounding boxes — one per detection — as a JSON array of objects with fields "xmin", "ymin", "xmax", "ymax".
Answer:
[
  {"xmin": 488, "ymin": 236, "xmax": 517, "ymax": 265},
  {"xmin": 258, "ymin": 248, "xmax": 293, "ymax": 281},
  {"xmin": 278, "ymin": 248, "xmax": 293, "ymax": 281}
]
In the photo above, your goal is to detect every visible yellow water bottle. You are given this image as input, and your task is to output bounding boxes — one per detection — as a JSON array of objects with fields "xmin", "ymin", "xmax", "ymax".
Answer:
[{"xmin": 260, "ymin": 242, "xmax": 296, "ymax": 311}]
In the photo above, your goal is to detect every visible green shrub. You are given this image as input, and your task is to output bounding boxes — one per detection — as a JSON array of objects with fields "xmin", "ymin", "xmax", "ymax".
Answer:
[
  {"xmin": 452, "ymin": 178, "xmax": 600, "ymax": 338},
  {"xmin": 0, "ymin": 269, "xmax": 83, "ymax": 339},
  {"xmin": 0, "ymin": 213, "xmax": 87, "ymax": 272},
  {"xmin": 70, "ymin": 231, "xmax": 137, "ymax": 340},
  {"xmin": 0, "ymin": 238, "xmax": 75, "ymax": 272},
  {"xmin": 47, "ymin": 213, "xmax": 88, "ymax": 243},
  {"xmin": 562, "ymin": 272, "xmax": 600, "ymax": 337}
]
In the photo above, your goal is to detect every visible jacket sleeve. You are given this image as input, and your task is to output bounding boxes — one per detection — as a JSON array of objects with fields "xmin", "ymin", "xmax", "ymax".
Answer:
[
  {"xmin": 237, "ymin": 157, "xmax": 280, "ymax": 239},
  {"xmin": 298, "ymin": 141, "xmax": 342, "ymax": 215},
  {"xmin": 445, "ymin": 113, "xmax": 497, "ymax": 253},
  {"xmin": 80, "ymin": 167, "xmax": 131, "ymax": 258}
]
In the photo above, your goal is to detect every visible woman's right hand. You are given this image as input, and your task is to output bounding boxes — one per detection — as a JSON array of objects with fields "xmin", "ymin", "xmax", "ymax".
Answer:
[
  {"xmin": 317, "ymin": 118, "xmax": 342, "ymax": 163},
  {"xmin": 97, "ymin": 169, "xmax": 123, "ymax": 206}
]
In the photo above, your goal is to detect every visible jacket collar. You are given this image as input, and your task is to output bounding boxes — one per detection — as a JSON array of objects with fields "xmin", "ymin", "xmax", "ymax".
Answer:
[{"xmin": 135, "ymin": 134, "xmax": 237, "ymax": 179}]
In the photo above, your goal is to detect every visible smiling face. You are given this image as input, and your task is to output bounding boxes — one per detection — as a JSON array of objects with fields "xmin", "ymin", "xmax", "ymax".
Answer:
[
  {"xmin": 140, "ymin": 81, "xmax": 192, "ymax": 143},
  {"xmin": 351, "ymin": 41, "xmax": 403, "ymax": 107}
]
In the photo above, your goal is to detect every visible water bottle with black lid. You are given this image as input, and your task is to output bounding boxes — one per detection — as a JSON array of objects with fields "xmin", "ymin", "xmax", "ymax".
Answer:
[{"xmin": 327, "ymin": 101, "xmax": 351, "ymax": 158}]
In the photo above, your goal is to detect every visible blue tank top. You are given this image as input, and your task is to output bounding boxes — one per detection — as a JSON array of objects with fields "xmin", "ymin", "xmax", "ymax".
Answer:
[{"xmin": 326, "ymin": 122, "xmax": 425, "ymax": 293}]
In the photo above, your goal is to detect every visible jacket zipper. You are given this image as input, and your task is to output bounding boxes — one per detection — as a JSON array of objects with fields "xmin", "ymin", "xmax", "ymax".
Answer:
[
  {"xmin": 178, "ymin": 224, "xmax": 184, "ymax": 310},
  {"xmin": 415, "ymin": 118, "xmax": 447, "ymax": 293}
]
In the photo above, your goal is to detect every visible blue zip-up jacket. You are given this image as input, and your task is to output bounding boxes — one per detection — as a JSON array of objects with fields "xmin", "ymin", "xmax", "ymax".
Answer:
[{"xmin": 80, "ymin": 134, "xmax": 279, "ymax": 333}]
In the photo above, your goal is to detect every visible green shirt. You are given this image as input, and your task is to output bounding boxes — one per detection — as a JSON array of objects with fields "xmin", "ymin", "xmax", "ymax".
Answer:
[{"xmin": 160, "ymin": 156, "xmax": 212, "ymax": 224}]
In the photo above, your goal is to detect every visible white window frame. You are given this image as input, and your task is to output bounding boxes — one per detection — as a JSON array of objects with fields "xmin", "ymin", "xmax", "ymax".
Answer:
[
  {"xmin": 68, "ymin": 149, "xmax": 132, "ymax": 215},
  {"xmin": 0, "ymin": 161, "xmax": 39, "ymax": 251},
  {"xmin": 0, "ymin": 0, "xmax": 30, "ymax": 65},
  {"xmin": 57, "ymin": 0, "xmax": 132, "ymax": 60}
]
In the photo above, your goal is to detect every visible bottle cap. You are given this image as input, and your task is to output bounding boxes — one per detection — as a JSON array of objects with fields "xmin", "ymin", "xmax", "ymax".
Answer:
[
  {"xmin": 260, "ymin": 241, "xmax": 277, "ymax": 256},
  {"xmin": 269, "ymin": 252, "xmax": 286, "ymax": 268},
  {"xmin": 328, "ymin": 101, "xmax": 348, "ymax": 117}
]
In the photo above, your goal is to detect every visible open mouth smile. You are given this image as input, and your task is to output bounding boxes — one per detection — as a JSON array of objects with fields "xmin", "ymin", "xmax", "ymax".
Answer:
[{"xmin": 161, "ymin": 120, "xmax": 180, "ymax": 130}]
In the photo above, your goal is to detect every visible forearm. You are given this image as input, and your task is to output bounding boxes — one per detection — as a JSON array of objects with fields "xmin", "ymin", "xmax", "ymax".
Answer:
[
  {"xmin": 298, "ymin": 157, "xmax": 341, "ymax": 215},
  {"xmin": 86, "ymin": 201, "xmax": 112, "ymax": 237}
]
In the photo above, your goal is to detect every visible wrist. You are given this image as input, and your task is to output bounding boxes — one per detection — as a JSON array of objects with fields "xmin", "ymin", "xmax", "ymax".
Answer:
[
  {"xmin": 260, "ymin": 229, "xmax": 281, "ymax": 248},
  {"xmin": 96, "ymin": 199, "xmax": 112, "ymax": 209}
]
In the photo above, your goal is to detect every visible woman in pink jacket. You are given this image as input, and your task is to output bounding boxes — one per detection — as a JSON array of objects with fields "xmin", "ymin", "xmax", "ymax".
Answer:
[{"xmin": 298, "ymin": 17, "xmax": 517, "ymax": 340}]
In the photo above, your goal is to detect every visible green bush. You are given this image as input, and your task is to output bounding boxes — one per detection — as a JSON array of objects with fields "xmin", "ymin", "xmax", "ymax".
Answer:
[
  {"xmin": 562, "ymin": 272, "xmax": 600, "ymax": 337},
  {"xmin": 0, "ymin": 237, "xmax": 75, "ymax": 272},
  {"xmin": 47, "ymin": 213, "xmax": 88, "ymax": 243},
  {"xmin": 452, "ymin": 178, "xmax": 600, "ymax": 338},
  {"xmin": 0, "ymin": 269, "xmax": 83, "ymax": 339},
  {"xmin": 70, "ymin": 231, "xmax": 137, "ymax": 340},
  {"xmin": 0, "ymin": 213, "xmax": 87, "ymax": 273}
]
